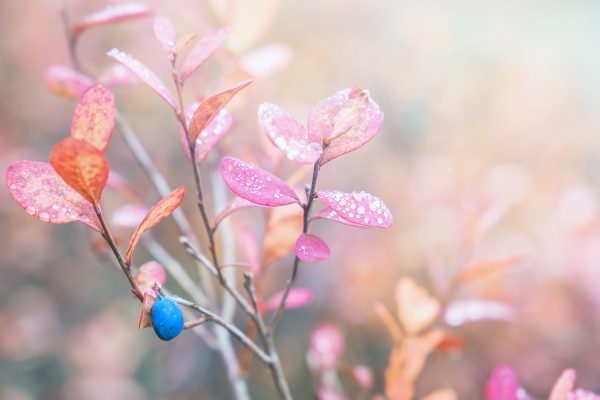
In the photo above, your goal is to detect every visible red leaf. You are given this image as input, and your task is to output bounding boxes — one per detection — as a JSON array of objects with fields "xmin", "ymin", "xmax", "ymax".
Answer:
[
  {"xmin": 49, "ymin": 138, "xmax": 109, "ymax": 205},
  {"xmin": 6, "ymin": 161, "xmax": 100, "ymax": 231},
  {"xmin": 308, "ymin": 88, "xmax": 384, "ymax": 164},
  {"xmin": 70, "ymin": 85, "xmax": 115, "ymax": 152},
  {"xmin": 188, "ymin": 80, "xmax": 251, "ymax": 144},
  {"xmin": 154, "ymin": 16, "xmax": 177, "ymax": 54},
  {"xmin": 221, "ymin": 157, "xmax": 300, "ymax": 207},
  {"xmin": 295, "ymin": 233, "xmax": 331, "ymax": 262},
  {"xmin": 265, "ymin": 288, "xmax": 314, "ymax": 311},
  {"xmin": 485, "ymin": 365, "xmax": 521, "ymax": 400},
  {"xmin": 125, "ymin": 186, "xmax": 185, "ymax": 264},
  {"xmin": 316, "ymin": 190, "xmax": 392, "ymax": 228},
  {"xmin": 258, "ymin": 103, "xmax": 322, "ymax": 163},
  {"xmin": 313, "ymin": 207, "xmax": 366, "ymax": 228},
  {"xmin": 180, "ymin": 106, "xmax": 233, "ymax": 163},
  {"xmin": 214, "ymin": 196, "xmax": 266, "ymax": 229},
  {"xmin": 107, "ymin": 48, "xmax": 178, "ymax": 111},
  {"xmin": 72, "ymin": 3, "xmax": 153, "ymax": 36},
  {"xmin": 179, "ymin": 27, "xmax": 229, "ymax": 82},
  {"xmin": 134, "ymin": 261, "xmax": 167, "ymax": 292},
  {"xmin": 44, "ymin": 65, "xmax": 94, "ymax": 99}
]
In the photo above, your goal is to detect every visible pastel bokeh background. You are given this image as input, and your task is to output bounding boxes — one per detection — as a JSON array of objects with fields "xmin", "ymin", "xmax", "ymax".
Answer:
[{"xmin": 2, "ymin": 0, "xmax": 600, "ymax": 399}]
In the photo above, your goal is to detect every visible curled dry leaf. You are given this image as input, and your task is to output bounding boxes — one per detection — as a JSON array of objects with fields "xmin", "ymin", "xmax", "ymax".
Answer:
[
  {"xmin": 316, "ymin": 190, "xmax": 392, "ymax": 228},
  {"xmin": 72, "ymin": 3, "xmax": 153, "ymax": 36},
  {"xmin": 107, "ymin": 48, "xmax": 178, "ymax": 111},
  {"xmin": 265, "ymin": 288, "xmax": 314, "ymax": 311},
  {"xmin": 125, "ymin": 186, "xmax": 185, "ymax": 264},
  {"xmin": 154, "ymin": 16, "xmax": 177, "ymax": 54},
  {"xmin": 188, "ymin": 80, "xmax": 252, "ymax": 144},
  {"xmin": 179, "ymin": 27, "xmax": 229, "ymax": 82},
  {"xmin": 138, "ymin": 291, "xmax": 158, "ymax": 329},
  {"xmin": 221, "ymin": 157, "xmax": 300, "ymax": 207},
  {"xmin": 44, "ymin": 65, "xmax": 93, "ymax": 99},
  {"xmin": 262, "ymin": 205, "xmax": 304, "ymax": 264},
  {"xmin": 308, "ymin": 88, "xmax": 384, "ymax": 164},
  {"xmin": 135, "ymin": 261, "xmax": 167, "ymax": 293},
  {"xmin": 49, "ymin": 138, "xmax": 109, "ymax": 205},
  {"xmin": 70, "ymin": 85, "xmax": 115, "ymax": 152},
  {"xmin": 395, "ymin": 278, "xmax": 440, "ymax": 335},
  {"xmin": 6, "ymin": 161, "xmax": 101, "ymax": 231},
  {"xmin": 295, "ymin": 233, "xmax": 331, "ymax": 262}
]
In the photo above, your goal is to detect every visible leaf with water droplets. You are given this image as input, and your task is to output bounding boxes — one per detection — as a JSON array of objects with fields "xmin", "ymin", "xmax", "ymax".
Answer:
[
  {"xmin": 221, "ymin": 157, "xmax": 300, "ymax": 207},
  {"xmin": 485, "ymin": 365, "xmax": 521, "ymax": 400},
  {"xmin": 295, "ymin": 233, "xmax": 331, "ymax": 262},
  {"xmin": 98, "ymin": 64, "xmax": 140, "ymax": 87},
  {"xmin": 72, "ymin": 3, "xmax": 152, "ymax": 36},
  {"xmin": 154, "ymin": 16, "xmax": 177, "ymax": 55},
  {"xmin": 49, "ymin": 138, "xmax": 109, "ymax": 205},
  {"xmin": 179, "ymin": 27, "xmax": 229, "ymax": 82},
  {"xmin": 107, "ymin": 48, "xmax": 178, "ymax": 111},
  {"xmin": 213, "ymin": 196, "xmax": 266, "ymax": 229},
  {"xmin": 188, "ymin": 80, "xmax": 251, "ymax": 144},
  {"xmin": 181, "ymin": 107, "xmax": 233, "ymax": 162},
  {"xmin": 444, "ymin": 300, "xmax": 513, "ymax": 327},
  {"xmin": 6, "ymin": 160, "xmax": 100, "ymax": 231},
  {"xmin": 313, "ymin": 207, "xmax": 366, "ymax": 228},
  {"xmin": 308, "ymin": 88, "xmax": 384, "ymax": 164},
  {"xmin": 258, "ymin": 103, "xmax": 322, "ymax": 163},
  {"xmin": 44, "ymin": 65, "xmax": 94, "ymax": 99},
  {"xmin": 125, "ymin": 186, "xmax": 185, "ymax": 264},
  {"xmin": 265, "ymin": 288, "xmax": 314, "ymax": 311},
  {"xmin": 135, "ymin": 261, "xmax": 167, "ymax": 293},
  {"xmin": 72, "ymin": 3, "xmax": 153, "ymax": 36},
  {"xmin": 316, "ymin": 190, "xmax": 392, "ymax": 228},
  {"xmin": 70, "ymin": 85, "xmax": 115, "ymax": 152}
]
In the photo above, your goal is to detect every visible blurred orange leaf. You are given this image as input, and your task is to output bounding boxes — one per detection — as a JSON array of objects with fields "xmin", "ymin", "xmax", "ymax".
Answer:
[
  {"xmin": 70, "ymin": 85, "xmax": 115, "ymax": 152},
  {"xmin": 125, "ymin": 186, "xmax": 185, "ymax": 264},
  {"xmin": 49, "ymin": 138, "xmax": 109, "ymax": 205},
  {"xmin": 262, "ymin": 205, "xmax": 303, "ymax": 265},
  {"xmin": 422, "ymin": 389, "xmax": 458, "ymax": 400},
  {"xmin": 457, "ymin": 255, "xmax": 525, "ymax": 285},
  {"xmin": 396, "ymin": 278, "xmax": 440, "ymax": 335},
  {"xmin": 374, "ymin": 302, "xmax": 402, "ymax": 342}
]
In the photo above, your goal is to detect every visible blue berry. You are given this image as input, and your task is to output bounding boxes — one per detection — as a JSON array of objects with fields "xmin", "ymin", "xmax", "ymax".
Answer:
[{"xmin": 151, "ymin": 293, "xmax": 184, "ymax": 341}]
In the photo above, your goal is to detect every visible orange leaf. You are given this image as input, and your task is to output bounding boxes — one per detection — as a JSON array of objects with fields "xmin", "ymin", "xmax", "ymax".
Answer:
[
  {"xmin": 457, "ymin": 255, "xmax": 525, "ymax": 284},
  {"xmin": 125, "ymin": 186, "xmax": 185, "ymax": 264},
  {"xmin": 188, "ymin": 80, "xmax": 252, "ymax": 144},
  {"xmin": 396, "ymin": 278, "xmax": 440, "ymax": 335},
  {"xmin": 49, "ymin": 138, "xmax": 109, "ymax": 205},
  {"xmin": 70, "ymin": 85, "xmax": 115, "ymax": 152},
  {"xmin": 262, "ymin": 205, "xmax": 303, "ymax": 265},
  {"xmin": 374, "ymin": 302, "xmax": 402, "ymax": 343}
]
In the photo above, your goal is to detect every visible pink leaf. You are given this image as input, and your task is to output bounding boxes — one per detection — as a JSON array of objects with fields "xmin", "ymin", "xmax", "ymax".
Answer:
[
  {"xmin": 265, "ymin": 288, "xmax": 314, "ymax": 311},
  {"xmin": 309, "ymin": 324, "xmax": 345, "ymax": 369},
  {"xmin": 44, "ymin": 65, "xmax": 94, "ymax": 99},
  {"xmin": 107, "ymin": 48, "xmax": 178, "ymax": 111},
  {"xmin": 307, "ymin": 88, "xmax": 384, "ymax": 164},
  {"xmin": 258, "ymin": 103, "xmax": 322, "ymax": 163},
  {"xmin": 180, "ymin": 106, "xmax": 233, "ymax": 162},
  {"xmin": 70, "ymin": 86, "xmax": 115, "ymax": 152},
  {"xmin": 98, "ymin": 64, "xmax": 140, "ymax": 87},
  {"xmin": 213, "ymin": 196, "xmax": 266, "ymax": 229},
  {"xmin": 295, "ymin": 233, "xmax": 331, "ymax": 262},
  {"xmin": 154, "ymin": 16, "xmax": 177, "ymax": 54},
  {"xmin": 313, "ymin": 207, "xmax": 367, "ymax": 228},
  {"xmin": 221, "ymin": 157, "xmax": 300, "ymax": 207},
  {"xmin": 6, "ymin": 161, "xmax": 101, "ymax": 231},
  {"xmin": 316, "ymin": 190, "xmax": 392, "ymax": 228},
  {"xmin": 549, "ymin": 369, "xmax": 576, "ymax": 400},
  {"xmin": 179, "ymin": 27, "xmax": 229, "ymax": 82},
  {"xmin": 239, "ymin": 44, "xmax": 293, "ymax": 78},
  {"xmin": 485, "ymin": 365, "xmax": 521, "ymax": 400},
  {"xmin": 72, "ymin": 3, "xmax": 153, "ymax": 36},
  {"xmin": 444, "ymin": 300, "xmax": 514, "ymax": 327},
  {"xmin": 134, "ymin": 261, "xmax": 166, "ymax": 292}
]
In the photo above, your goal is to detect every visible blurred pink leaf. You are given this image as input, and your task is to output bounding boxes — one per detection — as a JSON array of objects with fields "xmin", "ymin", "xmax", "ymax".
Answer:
[
  {"xmin": 313, "ymin": 207, "xmax": 366, "ymax": 228},
  {"xmin": 180, "ymin": 107, "xmax": 233, "ymax": 162},
  {"xmin": 154, "ymin": 16, "xmax": 177, "ymax": 55},
  {"xmin": 458, "ymin": 255, "xmax": 526, "ymax": 285},
  {"xmin": 174, "ymin": 33, "xmax": 199, "ymax": 55},
  {"xmin": 44, "ymin": 65, "xmax": 93, "ymax": 99},
  {"xmin": 238, "ymin": 225, "xmax": 262, "ymax": 273},
  {"xmin": 239, "ymin": 44, "xmax": 293, "ymax": 78},
  {"xmin": 308, "ymin": 88, "xmax": 384, "ymax": 164},
  {"xmin": 214, "ymin": 196, "xmax": 266, "ymax": 229},
  {"xmin": 179, "ymin": 27, "xmax": 229, "ymax": 82},
  {"xmin": 309, "ymin": 324, "xmax": 345, "ymax": 369},
  {"xmin": 265, "ymin": 288, "xmax": 314, "ymax": 310},
  {"xmin": 6, "ymin": 161, "xmax": 100, "ymax": 231},
  {"xmin": 98, "ymin": 64, "xmax": 140, "ymax": 87},
  {"xmin": 316, "ymin": 190, "xmax": 392, "ymax": 228},
  {"xmin": 295, "ymin": 233, "xmax": 331, "ymax": 262},
  {"xmin": 444, "ymin": 300, "xmax": 513, "ymax": 327},
  {"xmin": 352, "ymin": 365, "xmax": 374, "ymax": 390},
  {"xmin": 317, "ymin": 389, "xmax": 346, "ymax": 400},
  {"xmin": 110, "ymin": 203, "xmax": 148, "ymax": 228},
  {"xmin": 72, "ymin": 3, "xmax": 152, "ymax": 36},
  {"xmin": 221, "ymin": 157, "xmax": 300, "ymax": 206},
  {"xmin": 70, "ymin": 86, "xmax": 115, "ymax": 152},
  {"xmin": 258, "ymin": 103, "xmax": 322, "ymax": 163},
  {"xmin": 188, "ymin": 80, "xmax": 251, "ymax": 144},
  {"xmin": 107, "ymin": 48, "xmax": 178, "ymax": 111},
  {"xmin": 485, "ymin": 365, "xmax": 521, "ymax": 400},
  {"xmin": 550, "ymin": 369, "xmax": 577, "ymax": 400},
  {"xmin": 134, "ymin": 261, "xmax": 166, "ymax": 293}
]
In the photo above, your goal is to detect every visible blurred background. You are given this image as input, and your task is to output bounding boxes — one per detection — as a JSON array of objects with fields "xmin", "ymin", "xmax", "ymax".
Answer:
[{"xmin": 2, "ymin": 0, "xmax": 600, "ymax": 399}]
